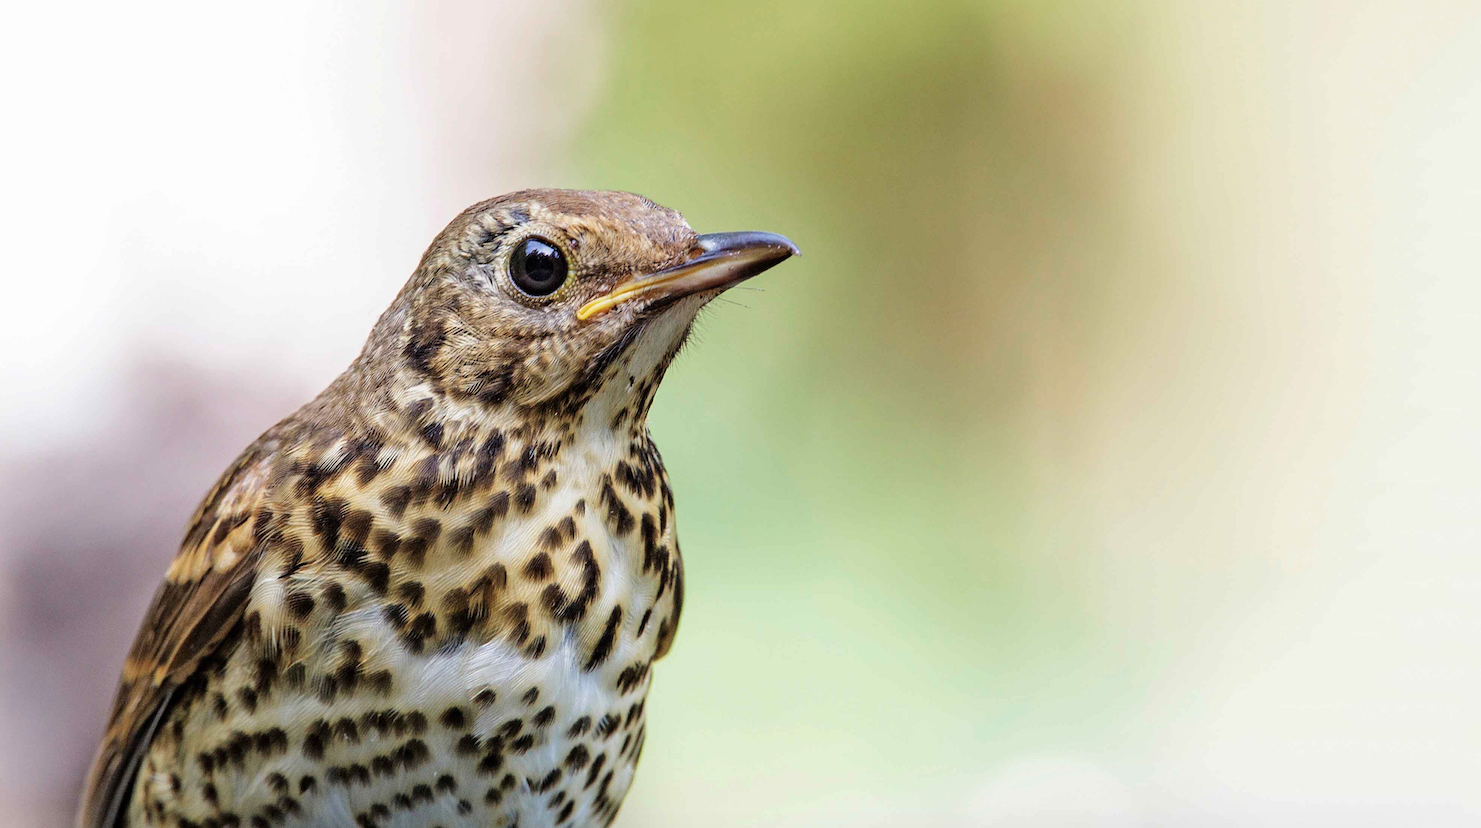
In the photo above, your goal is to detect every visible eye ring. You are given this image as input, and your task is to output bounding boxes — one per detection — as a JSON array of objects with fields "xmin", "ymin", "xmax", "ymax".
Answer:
[{"xmin": 508, "ymin": 235, "xmax": 569, "ymax": 297}]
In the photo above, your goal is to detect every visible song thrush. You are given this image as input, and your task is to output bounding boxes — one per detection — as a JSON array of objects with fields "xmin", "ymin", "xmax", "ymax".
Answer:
[{"xmin": 78, "ymin": 189, "xmax": 798, "ymax": 828}]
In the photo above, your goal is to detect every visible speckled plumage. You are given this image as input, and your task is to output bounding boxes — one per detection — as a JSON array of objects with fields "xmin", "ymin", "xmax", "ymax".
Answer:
[{"xmin": 78, "ymin": 190, "xmax": 797, "ymax": 828}]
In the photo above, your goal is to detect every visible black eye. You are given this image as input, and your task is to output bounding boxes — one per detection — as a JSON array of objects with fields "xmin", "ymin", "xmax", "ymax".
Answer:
[{"xmin": 509, "ymin": 236, "xmax": 568, "ymax": 297}]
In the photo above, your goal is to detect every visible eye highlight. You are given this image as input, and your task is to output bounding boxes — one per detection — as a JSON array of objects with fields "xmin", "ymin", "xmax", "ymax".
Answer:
[{"xmin": 508, "ymin": 236, "xmax": 568, "ymax": 297}]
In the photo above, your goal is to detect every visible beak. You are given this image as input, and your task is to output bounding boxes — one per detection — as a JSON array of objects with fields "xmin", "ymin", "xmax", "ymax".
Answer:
[{"xmin": 576, "ymin": 231, "xmax": 800, "ymax": 321}]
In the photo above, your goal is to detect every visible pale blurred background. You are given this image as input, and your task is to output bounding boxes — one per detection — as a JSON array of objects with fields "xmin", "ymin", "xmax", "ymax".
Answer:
[{"xmin": 2, "ymin": 1, "xmax": 1480, "ymax": 825}]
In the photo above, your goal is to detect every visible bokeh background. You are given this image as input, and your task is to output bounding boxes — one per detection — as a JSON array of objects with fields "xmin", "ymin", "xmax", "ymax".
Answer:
[{"xmin": 3, "ymin": 1, "xmax": 1480, "ymax": 825}]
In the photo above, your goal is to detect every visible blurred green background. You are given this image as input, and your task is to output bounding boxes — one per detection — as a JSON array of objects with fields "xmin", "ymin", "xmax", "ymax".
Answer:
[
  {"xmin": 3, "ymin": 0, "xmax": 1480, "ymax": 825},
  {"xmin": 568, "ymin": 1, "xmax": 1481, "ymax": 824}
]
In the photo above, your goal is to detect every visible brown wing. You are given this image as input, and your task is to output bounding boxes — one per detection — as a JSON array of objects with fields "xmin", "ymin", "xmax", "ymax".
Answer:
[{"xmin": 77, "ymin": 439, "xmax": 280, "ymax": 828}]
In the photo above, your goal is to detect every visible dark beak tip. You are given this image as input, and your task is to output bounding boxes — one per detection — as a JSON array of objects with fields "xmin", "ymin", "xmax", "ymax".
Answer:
[{"xmin": 697, "ymin": 231, "xmax": 801, "ymax": 261}]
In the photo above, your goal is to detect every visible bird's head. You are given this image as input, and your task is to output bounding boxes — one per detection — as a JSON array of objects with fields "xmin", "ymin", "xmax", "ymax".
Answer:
[{"xmin": 380, "ymin": 189, "xmax": 796, "ymax": 420}]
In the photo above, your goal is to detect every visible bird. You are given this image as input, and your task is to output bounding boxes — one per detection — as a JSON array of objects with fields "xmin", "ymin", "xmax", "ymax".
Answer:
[{"xmin": 77, "ymin": 189, "xmax": 798, "ymax": 828}]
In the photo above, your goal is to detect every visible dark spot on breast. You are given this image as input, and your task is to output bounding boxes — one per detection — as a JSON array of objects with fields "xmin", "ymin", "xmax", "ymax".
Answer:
[
  {"xmin": 380, "ymin": 486, "xmax": 412, "ymax": 518},
  {"xmin": 585, "ymin": 752, "xmax": 607, "ymax": 787},
  {"xmin": 472, "ymin": 431, "xmax": 505, "ymax": 484},
  {"xmin": 564, "ymin": 744, "xmax": 590, "ymax": 771},
  {"xmin": 284, "ymin": 591, "xmax": 315, "ymax": 620},
  {"xmin": 639, "ymin": 512, "xmax": 658, "ymax": 571},
  {"xmin": 333, "ymin": 539, "xmax": 368, "ymax": 570},
  {"xmin": 584, "ymin": 606, "xmax": 623, "ymax": 671},
  {"xmin": 515, "ymin": 484, "xmax": 537, "ymax": 514},
  {"xmin": 355, "ymin": 455, "xmax": 386, "ymax": 488},
  {"xmin": 449, "ymin": 525, "xmax": 475, "ymax": 557},
  {"xmin": 404, "ymin": 613, "xmax": 437, "ymax": 652},
  {"xmin": 343, "ymin": 509, "xmax": 374, "ymax": 545},
  {"xmin": 302, "ymin": 733, "xmax": 325, "ymax": 760},
  {"xmin": 412, "ymin": 517, "xmax": 442, "ymax": 542},
  {"xmin": 334, "ymin": 656, "xmax": 363, "ymax": 694},
  {"xmin": 400, "ymin": 536, "xmax": 429, "ymax": 569},
  {"xmin": 254, "ymin": 658, "xmax": 278, "ymax": 695},
  {"xmin": 323, "ymin": 582, "xmax": 347, "ymax": 613},
  {"xmin": 617, "ymin": 661, "xmax": 651, "ymax": 694},
  {"xmin": 471, "ymin": 503, "xmax": 503, "ymax": 537},
  {"xmin": 397, "ymin": 581, "xmax": 424, "ymax": 607},
  {"xmin": 372, "ymin": 530, "xmax": 402, "ymax": 560},
  {"xmin": 599, "ymin": 477, "xmax": 634, "ymax": 536},
  {"xmin": 378, "ymin": 607, "xmax": 409, "ymax": 637},
  {"xmin": 397, "ymin": 738, "xmax": 431, "ymax": 770},
  {"xmin": 358, "ymin": 561, "xmax": 390, "ymax": 594},
  {"xmin": 311, "ymin": 498, "xmax": 347, "ymax": 550},
  {"xmin": 541, "ymin": 583, "xmax": 566, "ymax": 617},
  {"xmin": 478, "ymin": 752, "xmax": 504, "ymax": 777},
  {"xmin": 523, "ymin": 553, "xmax": 553, "ymax": 580}
]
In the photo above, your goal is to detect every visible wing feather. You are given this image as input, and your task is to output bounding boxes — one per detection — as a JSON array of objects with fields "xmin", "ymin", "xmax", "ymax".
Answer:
[{"xmin": 77, "ymin": 440, "xmax": 279, "ymax": 828}]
